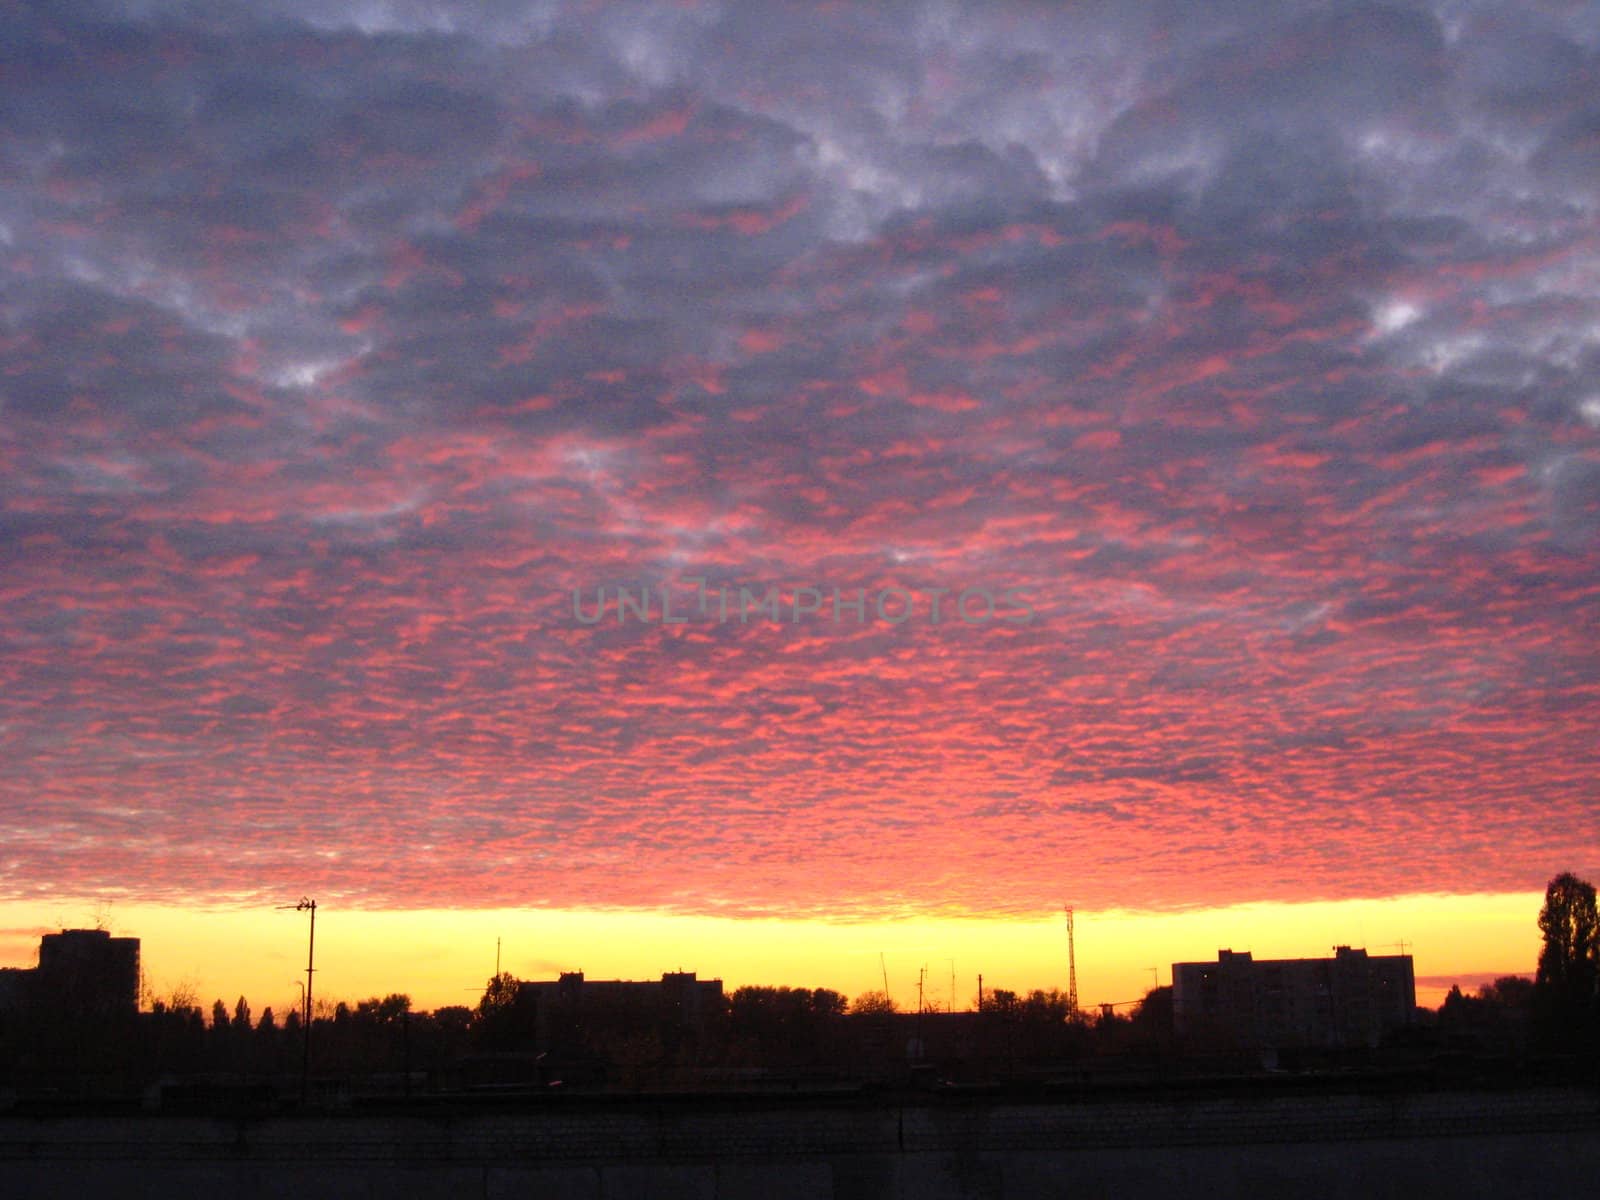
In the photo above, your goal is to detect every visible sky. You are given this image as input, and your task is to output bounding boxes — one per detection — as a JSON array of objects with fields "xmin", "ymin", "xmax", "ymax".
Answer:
[{"xmin": 0, "ymin": 0, "xmax": 1596, "ymax": 1013}]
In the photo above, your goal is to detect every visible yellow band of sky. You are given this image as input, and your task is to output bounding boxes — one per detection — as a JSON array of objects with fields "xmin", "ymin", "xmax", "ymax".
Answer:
[{"xmin": 0, "ymin": 892, "xmax": 1541, "ymax": 1018}]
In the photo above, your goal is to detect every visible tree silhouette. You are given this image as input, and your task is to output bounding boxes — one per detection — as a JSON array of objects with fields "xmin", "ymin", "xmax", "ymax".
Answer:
[
  {"xmin": 355, "ymin": 993, "xmax": 412, "ymax": 1024},
  {"xmin": 848, "ymin": 990, "xmax": 897, "ymax": 1015},
  {"xmin": 1534, "ymin": 871, "xmax": 1599, "ymax": 1054},
  {"xmin": 476, "ymin": 973, "xmax": 518, "ymax": 1019},
  {"xmin": 1021, "ymin": 988, "xmax": 1074, "ymax": 1023},
  {"xmin": 1438, "ymin": 976, "xmax": 1535, "ymax": 1055},
  {"xmin": 473, "ymin": 972, "xmax": 528, "ymax": 1049},
  {"xmin": 986, "ymin": 988, "xmax": 1020, "ymax": 1016},
  {"xmin": 727, "ymin": 986, "xmax": 846, "ymax": 1066}
]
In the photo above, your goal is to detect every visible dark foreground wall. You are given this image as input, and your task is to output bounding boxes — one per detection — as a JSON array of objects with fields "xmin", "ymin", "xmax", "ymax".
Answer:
[{"xmin": 2, "ymin": 1086, "xmax": 1597, "ymax": 1199}]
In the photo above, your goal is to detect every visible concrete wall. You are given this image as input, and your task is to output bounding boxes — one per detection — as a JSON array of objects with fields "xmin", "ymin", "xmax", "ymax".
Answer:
[{"xmin": 1, "ymin": 1086, "xmax": 1596, "ymax": 1198}]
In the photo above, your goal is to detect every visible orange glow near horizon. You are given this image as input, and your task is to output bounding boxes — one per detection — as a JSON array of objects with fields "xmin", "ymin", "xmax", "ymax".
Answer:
[{"xmin": 0, "ymin": 893, "xmax": 1541, "ymax": 1018}]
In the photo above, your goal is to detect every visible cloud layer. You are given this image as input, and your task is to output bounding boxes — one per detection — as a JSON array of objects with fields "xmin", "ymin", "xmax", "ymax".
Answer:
[{"xmin": 1, "ymin": 0, "xmax": 1597, "ymax": 918}]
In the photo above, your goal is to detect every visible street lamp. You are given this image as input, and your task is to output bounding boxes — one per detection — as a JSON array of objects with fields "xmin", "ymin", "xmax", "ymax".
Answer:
[{"xmin": 277, "ymin": 897, "xmax": 316, "ymax": 1103}]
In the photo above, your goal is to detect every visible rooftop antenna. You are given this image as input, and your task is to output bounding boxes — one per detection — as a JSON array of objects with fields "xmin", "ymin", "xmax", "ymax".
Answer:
[{"xmin": 1065, "ymin": 906, "xmax": 1079, "ymax": 1018}]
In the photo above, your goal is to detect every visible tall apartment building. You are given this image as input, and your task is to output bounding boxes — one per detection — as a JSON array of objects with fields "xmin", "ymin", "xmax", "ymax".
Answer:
[
  {"xmin": 37, "ymin": 928, "xmax": 142, "ymax": 1016},
  {"xmin": 0, "ymin": 928, "xmax": 141, "ymax": 1018},
  {"xmin": 1171, "ymin": 946, "xmax": 1415, "ymax": 1050}
]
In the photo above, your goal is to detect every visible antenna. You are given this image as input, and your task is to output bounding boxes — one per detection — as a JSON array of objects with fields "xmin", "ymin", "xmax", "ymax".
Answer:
[
  {"xmin": 880, "ymin": 952, "xmax": 890, "ymax": 1002},
  {"xmin": 1065, "ymin": 906, "xmax": 1079, "ymax": 1018}
]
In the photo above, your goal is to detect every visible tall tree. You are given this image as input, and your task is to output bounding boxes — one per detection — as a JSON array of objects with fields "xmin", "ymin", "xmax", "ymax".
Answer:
[
  {"xmin": 1537, "ymin": 873, "xmax": 1599, "ymax": 996},
  {"xmin": 1534, "ymin": 872, "xmax": 1599, "ymax": 1051},
  {"xmin": 476, "ymin": 973, "xmax": 518, "ymax": 1019},
  {"xmin": 473, "ymin": 972, "xmax": 526, "ymax": 1049}
]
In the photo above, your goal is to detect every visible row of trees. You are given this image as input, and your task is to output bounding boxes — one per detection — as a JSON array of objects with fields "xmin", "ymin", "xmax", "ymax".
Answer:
[
  {"xmin": 136, "ymin": 991, "xmax": 474, "ymax": 1081},
  {"xmin": 469, "ymin": 973, "xmax": 1166, "ymax": 1082}
]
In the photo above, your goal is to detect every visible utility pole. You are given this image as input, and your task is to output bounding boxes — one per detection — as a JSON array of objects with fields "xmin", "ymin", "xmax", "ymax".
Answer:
[
  {"xmin": 915, "ymin": 965, "xmax": 927, "ymax": 1061},
  {"xmin": 278, "ymin": 897, "xmax": 317, "ymax": 1104}
]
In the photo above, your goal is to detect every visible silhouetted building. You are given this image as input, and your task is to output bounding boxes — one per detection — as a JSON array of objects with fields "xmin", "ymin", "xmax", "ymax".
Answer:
[
  {"xmin": 34, "ymin": 929, "xmax": 141, "ymax": 1017},
  {"xmin": 0, "ymin": 967, "xmax": 31, "ymax": 1012},
  {"xmin": 1171, "ymin": 946, "xmax": 1414, "ymax": 1050},
  {"xmin": 517, "ymin": 971, "xmax": 723, "ymax": 1049}
]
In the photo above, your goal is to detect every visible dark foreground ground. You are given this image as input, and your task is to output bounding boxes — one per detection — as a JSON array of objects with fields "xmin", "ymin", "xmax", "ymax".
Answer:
[{"xmin": 1, "ymin": 1079, "xmax": 1596, "ymax": 1199}]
